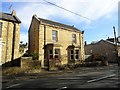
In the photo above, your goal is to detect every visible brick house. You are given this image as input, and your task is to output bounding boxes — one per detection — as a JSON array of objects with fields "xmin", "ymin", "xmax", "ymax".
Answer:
[
  {"xmin": 0, "ymin": 10, "xmax": 21, "ymax": 64},
  {"xmin": 84, "ymin": 39, "xmax": 120, "ymax": 63},
  {"xmin": 28, "ymin": 15, "xmax": 85, "ymax": 67}
]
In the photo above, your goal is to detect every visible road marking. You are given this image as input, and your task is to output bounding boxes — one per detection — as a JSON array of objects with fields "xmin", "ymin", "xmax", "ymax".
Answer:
[
  {"xmin": 58, "ymin": 77, "xmax": 80, "ymax": 80},
  {"xmin": 56, "ymin": 86, "xmax": 67, "ymax": 90},
  {"xmin": 6, "ymin": 83, "xmax": 21, "ymax": 88},
  {"xmin": 87, "ymin": 74, "xmax": 116, "ymax": 83}
]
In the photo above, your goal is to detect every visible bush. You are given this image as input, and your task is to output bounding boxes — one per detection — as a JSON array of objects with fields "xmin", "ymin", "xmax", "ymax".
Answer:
[{"xmin": 30, "ymin": 52, "xmax": 39, "ymax": 60}]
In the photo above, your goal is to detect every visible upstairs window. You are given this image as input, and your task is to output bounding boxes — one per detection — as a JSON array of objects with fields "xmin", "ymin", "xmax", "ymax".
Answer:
[
  {"xmin": 0, "ymin": 22, "xmax": 2, "ymax": 37},
  {"xmin": 52, "ymin": 30, "xmax": 58, "ymax": 42},
  {"xmin": 72, "ymin": 34, "xmax": 76, "ymax": 43}
]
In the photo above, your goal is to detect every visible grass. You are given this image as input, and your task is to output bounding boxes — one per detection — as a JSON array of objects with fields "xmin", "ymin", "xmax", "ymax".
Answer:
[{"xmin": 2, "ymin": 66, "xmax": 41, "ymax": 77}]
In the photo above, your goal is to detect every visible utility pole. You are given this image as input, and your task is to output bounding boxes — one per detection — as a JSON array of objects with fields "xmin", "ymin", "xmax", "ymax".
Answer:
[
  {"xmin": 113, "ymin": 26, "xmax": 119, "ymax": 66},
  {"xmin": 113, "ymin": 26, "xmax": 117, "ymax": 45}
]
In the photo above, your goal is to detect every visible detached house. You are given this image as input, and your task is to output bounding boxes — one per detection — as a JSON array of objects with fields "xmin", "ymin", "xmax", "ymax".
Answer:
[
  {"xmin": 28, "ymin": 15, "xmax": 85, "ymax": 67},
  {"xmin": 0, "ymin": 10, "xmax": 21, "ymax": 65}
]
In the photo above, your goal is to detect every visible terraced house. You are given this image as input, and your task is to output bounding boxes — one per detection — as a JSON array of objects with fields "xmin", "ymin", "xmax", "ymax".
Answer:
[
  {"xmin": 0, "ymin": 10, "xmax": 21, "ymax": 65},
  {"xmin": 28, "ymin": 15, "xmax": 85, "ymax": 68}
]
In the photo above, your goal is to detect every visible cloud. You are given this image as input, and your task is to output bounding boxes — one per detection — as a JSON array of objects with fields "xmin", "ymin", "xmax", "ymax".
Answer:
[
  {"xmin": 15, "ymin": 0, "xmax": 119, "ymax": 28},
  {"xmin": 4, "ymin": 0, "xmax": 118, "ymax": 42}
]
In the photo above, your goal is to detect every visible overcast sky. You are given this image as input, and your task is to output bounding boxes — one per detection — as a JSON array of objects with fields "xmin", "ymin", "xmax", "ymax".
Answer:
[{"xmin": 1, "ymin": 0, "xmax": 119, "ymax": 44}]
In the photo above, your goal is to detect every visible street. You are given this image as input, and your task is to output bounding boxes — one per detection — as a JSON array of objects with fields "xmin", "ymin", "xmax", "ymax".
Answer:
[{"xmin": 2, "ymin": 64, "xmax": 120, "ymax": 89}]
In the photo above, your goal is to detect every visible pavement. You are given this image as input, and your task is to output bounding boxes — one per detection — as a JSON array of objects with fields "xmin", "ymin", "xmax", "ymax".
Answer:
[{"xmin": 2, "ymin": 63, "xmax": 120, "ymax": 89}]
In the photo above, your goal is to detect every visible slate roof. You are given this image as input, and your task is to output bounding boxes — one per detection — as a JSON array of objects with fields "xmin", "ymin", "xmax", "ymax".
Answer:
[
  {"xmin": 0, "ymin": 12, "xmax": 21, "ymax": 23},
  {"xmin": 86, "ymin": 39, "xmax": 120, "ymax": 46},
  {"xmin": 35, "ymin": 16, "xmax": 82, "ymax": 33}
]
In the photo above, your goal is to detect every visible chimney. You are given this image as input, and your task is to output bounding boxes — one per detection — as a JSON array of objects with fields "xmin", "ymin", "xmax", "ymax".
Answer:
[
  {"xmin": 85, "ymin": 41, "xmax": 87, "ymax": 46},
  {"xmin": 11, "ymin": 10, "xmax": 16, "ymax": 16}
]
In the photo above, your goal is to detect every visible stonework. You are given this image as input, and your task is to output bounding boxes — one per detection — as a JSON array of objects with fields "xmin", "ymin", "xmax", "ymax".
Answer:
[
  {"xmin": 85, "ymin": 40, "xmax": 119, "ymax": 63},
  {"xmin": 0, "ymin": 11, "xmax": 21, "ymax": 64},
  {"xmin": 28, "ymin": 15, "xmax": 85, "ymax": 67},
  {"xmin": 0, "ymin": 38, "xmax": 4, "ymax": 65}
]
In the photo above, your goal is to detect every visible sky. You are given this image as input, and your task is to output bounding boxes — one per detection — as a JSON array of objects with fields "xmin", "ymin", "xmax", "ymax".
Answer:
[{"xmin": 1, "ymin": 0, "xmax": 119, "ymax": 44}]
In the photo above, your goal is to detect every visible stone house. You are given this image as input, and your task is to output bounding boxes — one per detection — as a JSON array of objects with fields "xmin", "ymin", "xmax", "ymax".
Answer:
[
  {"xmin": 0, "ymin": 38, "xmax": 4, "ymax": 65},
  {"xmin": 0, "ymin": 10, "xmax": 21, "ymax": 64},
  {"xmin": 28, "ymin": 15, "xmax": 85, "ymax": 68},
  {"xmin": 84, "ymin": 39, "xmax": 120, "ymax": 63}
]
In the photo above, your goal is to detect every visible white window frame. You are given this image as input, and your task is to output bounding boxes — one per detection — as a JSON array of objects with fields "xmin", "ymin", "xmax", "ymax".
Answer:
[
  {"xmin": 72, "ymin": 34, "xmax": 76, "ymax": 43},
  {"xmin": 54, "ymin": 49, "xmax": 60, "ymax": 59},
  {"xmin": 48, "ymin": 49, "xmax": 53, "ymax": 59}
]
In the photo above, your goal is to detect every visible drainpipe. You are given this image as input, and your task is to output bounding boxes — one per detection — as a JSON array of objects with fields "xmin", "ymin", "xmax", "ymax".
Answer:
[{"xmin": 11, "ymin": 22, "xmax": 16, "ymax": 66}]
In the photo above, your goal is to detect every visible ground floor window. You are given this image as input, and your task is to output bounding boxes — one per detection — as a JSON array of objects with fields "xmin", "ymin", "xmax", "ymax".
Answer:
[
  {"xmin": 48, "ymin": 49, "xmax": 60, "ymax": 59},
  {"xmin": 54, "ymin": 49, "xmax": 60, "ymax": 59},
  {"xmin": 49, "ymin": 50, "xmax": 53, "ymax": 59},
  {"xmin": 75, "ymin": 50, "xmax": 79, "ymax": 60},
  {"xmin": 70, "ymin": 49, "xmax": 79, "ymax": 60},
  {"xmin": 70, "ymin": 50, "xmax": 74, "ymax": 60}
]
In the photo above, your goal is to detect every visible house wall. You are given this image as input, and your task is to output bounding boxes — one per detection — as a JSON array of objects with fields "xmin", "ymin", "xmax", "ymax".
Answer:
[
  {"xmin": 85, "ymin": 41, "xmax": 117, "ymax": 63},
  {"xmin": 28, "ymin": 16, "xmax": 85, "ymax": 67},
  {"xmin": 0, "ymin": 20, "xmax": 20, "ymax": 64},
  {"xmin": 41, "ymin": 24, "xmax": 85, "ymax": 65},
  {"xmin": 28, "ymin": 17, "xmax": 40, "ymax": 55},
  {"xmin": 0, "ymin": 38, "xmax": 3, "ymax": 65},
  {"xmin": 118, "ymin": 46, "xmax": 120, "ymax": 57}
]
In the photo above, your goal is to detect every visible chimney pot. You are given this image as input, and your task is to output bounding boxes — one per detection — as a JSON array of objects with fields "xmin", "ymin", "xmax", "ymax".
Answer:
[{"xmin": 12, "ymin": 10, "xmax": 16, "ymax": 16}]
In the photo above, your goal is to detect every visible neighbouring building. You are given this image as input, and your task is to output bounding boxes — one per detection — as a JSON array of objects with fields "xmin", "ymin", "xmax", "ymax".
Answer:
[
  {"xmin": 85, "ymin": 39, "xmax": 120, "ymax": 63},
  {"xmin": 28, "ymin": 15, "xmax": 85, "ymax": 67},
  {"xmin": 0, "ymin": 10, "xmax": 21, "ymax": 64}
]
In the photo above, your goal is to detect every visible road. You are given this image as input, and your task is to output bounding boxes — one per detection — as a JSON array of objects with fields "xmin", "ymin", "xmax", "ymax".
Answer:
[{"xmin": 2, "ymin": 64, "xmax": 120, "ymax": 89}]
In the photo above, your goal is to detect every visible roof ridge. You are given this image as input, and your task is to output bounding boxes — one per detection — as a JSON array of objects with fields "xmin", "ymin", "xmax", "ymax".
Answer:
[
  {"xmin": 39, "ymin": 17, "xmax": 73, "ymax": 27},
  {"xmin": 0, "ymin": 12, "xmax": 21, "ymax": 23},
  {"xmin": 37, "ymin": 17, "xmax": 81, "ymax": 32}
]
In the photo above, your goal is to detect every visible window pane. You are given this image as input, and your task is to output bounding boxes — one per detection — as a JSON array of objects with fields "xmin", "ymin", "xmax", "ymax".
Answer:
[
  {"xmin": 71, "ymin": 50, "xmax": 74, "ymax": 54},
  {"xmin": 76, "ymin": 55, "xmax": 79, "ymax": 59},
  {"xmin": 71, "ymin": 55, "xmax": 74, "ymax": 59},
  {"xmin": 72, "ymin": 34, "xmax": 76, "ymax": 43},
  {"xmin": 55, "ymin": 55, "xmax": 59, "ymax": 58},
  {"xmin": 52, "ymin": 30, "xmax": 58, "ymax": 42},
  {"xmin": 75, "ymin": 50, "xmax": 79, "ymax": 54},
  {"xmin": 49, "ymin": 50, "xmax": 53, "ymax": 54},
  {"xmin": 55, "ymin": 49, "xmax": 60, "ymax": 59},
  {"xmin": 55, "ymin": 49, "xmax": 59, "ymax": 54}
]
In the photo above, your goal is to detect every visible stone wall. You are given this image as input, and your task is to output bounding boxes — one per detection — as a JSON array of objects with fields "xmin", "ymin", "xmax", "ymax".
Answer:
[
  {"xmin": 21, "ymin": 57, "xmax": 41, "ymax": 69},
  {"xmin": 0, "ymin": 20, "xmax": 20, "ymax": 64},
  {"xmin": 85, "ymin": 41, "xmax": 117, "ymax": 63},
  {"xmin": 118, "ymin": 46, "xmax": 120, "ymax": 57}
]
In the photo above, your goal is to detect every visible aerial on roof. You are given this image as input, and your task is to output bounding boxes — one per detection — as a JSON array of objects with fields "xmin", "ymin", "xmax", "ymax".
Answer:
[
  {"xmin": 33, "ymin": 15, "xmax": 82, "ymax": 33},
  {"xmin": 0, "ymin": 12, "xmax": 21, "ymax": 23}
]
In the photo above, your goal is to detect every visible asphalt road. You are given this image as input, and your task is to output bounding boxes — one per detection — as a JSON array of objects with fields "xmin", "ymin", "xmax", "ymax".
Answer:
[{"xmin": 2, "ymin": 64, "xmax": 120, "ymax": 89}]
